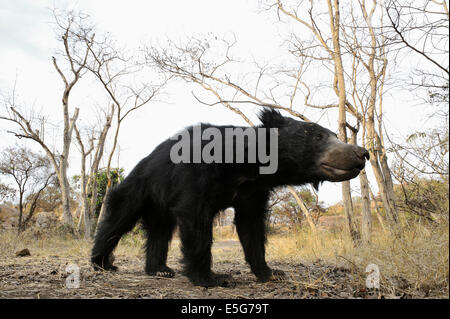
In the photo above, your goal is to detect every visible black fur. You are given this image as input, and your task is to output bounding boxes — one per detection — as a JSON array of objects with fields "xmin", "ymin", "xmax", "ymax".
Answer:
[{"xmin": 91, "ymin": 108, "xmax": 368, "ymax": 287}]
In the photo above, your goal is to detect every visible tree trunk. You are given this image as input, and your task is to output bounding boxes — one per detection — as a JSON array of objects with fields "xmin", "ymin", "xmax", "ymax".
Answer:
[
  {"xmin": 361, "ymin": 0, "xmax": 398, "ymax": 228},
  {"xmin": 58, "ymin": 107, "xmax": 79, "ymax": 230},
  {"xmin": 82, "ymin": 197, "xmax": 91, "ymax": 238},
  {"xmin": 88, "ymin": 108, "xmax": 114, "ymax": 233},
  {"xmin": 59, "ymin": 167, "xmax": 74, "ymax": 228},
  {"xmin": 349, "ymin": 127, "xmax": 372, "ymax": 243},
  {"xmin": 96, "ymin": 180, "xmax": 111, "ymax": 230},
  {"xmin": 379, "ymin": 147, "xmax": 398, "ymax": 216},
  {"xmin": 341, "ymin": 181, "xmax": 360, "ymax": 241},
  {"xmin": 369, "ymin": 187, "xmax": 387, "ymax": 233},
  {"xmin": 359, "ymin": 169, "xmax": 372, "ymax": 243},
  {"xmin": 18, "ymin": 192, "xmax": 24, "ymax": 234},
  {"xmin": 369, "ymin": 156, "xmax": 397, "ymax": 226},
  {"xmin": 89, "ymin": 178, "xmax": 100, "ymax": 230},
  {"xmin": 96, "ymin": 114, "xmax": 121, "ymax": 232},
  {"xmin": 77, "ymin": 208, "xmax": 83, "ymax": 231},
  {"xmin": 327, "ymin": 0, "xmax": 360, "ymax": 243},
  {"xmin": 80, "ymin": 162, "xmax": 92, "ymax": 238}
]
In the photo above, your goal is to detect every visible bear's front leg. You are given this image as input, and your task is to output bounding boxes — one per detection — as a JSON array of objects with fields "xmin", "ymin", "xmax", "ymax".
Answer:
[{"xmin": 234, "ymin": 190, "xmax": 286, "ymax": 283}]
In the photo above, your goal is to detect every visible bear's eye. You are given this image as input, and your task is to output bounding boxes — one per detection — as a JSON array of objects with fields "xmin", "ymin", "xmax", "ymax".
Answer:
[{"xmin": 315, "ymin": 133, "xmax": 324, "ymax": 141}]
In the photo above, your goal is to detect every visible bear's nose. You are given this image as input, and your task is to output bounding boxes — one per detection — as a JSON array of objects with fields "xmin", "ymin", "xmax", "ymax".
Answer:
[
  {"xmin": 354, "ymin": 147, "xmax": 370, "ymax": 161},
  {"xmin": 363, "ymin": 149, "xmax": 370, "ymax": 161}
]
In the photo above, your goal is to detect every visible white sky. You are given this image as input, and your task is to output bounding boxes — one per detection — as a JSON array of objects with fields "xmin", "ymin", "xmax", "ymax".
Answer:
[{"xmin": 0, "ymin": 0, "xmax": 440, "ymax": 205}]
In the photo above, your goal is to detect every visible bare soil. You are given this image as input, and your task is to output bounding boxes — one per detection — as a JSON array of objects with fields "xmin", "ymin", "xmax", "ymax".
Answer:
[{"xmin": 0, "ymin": 239, "xmax": 407, "ymax": 299}]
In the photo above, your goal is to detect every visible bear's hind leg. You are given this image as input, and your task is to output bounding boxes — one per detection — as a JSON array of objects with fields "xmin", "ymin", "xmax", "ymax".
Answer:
[{"xmin": 178, "ymin": 212, "xmax": 230, "ymax": 287}]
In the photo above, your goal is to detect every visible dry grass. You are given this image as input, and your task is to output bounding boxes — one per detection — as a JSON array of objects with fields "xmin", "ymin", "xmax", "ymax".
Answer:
[
  {"xmin": 0, "ymin": 229, "xmax": 90, "ymax": 259},
  {"xmin": 209, "ymin": 220, "xmax": 448, "ymax": 298},
  {"xmin": 0, "ymin": 218, "xmax": 447, "ymax": 298},
  {"xmin": 264, "ymin": 219, "xmax": 449, "ymax": 298}
]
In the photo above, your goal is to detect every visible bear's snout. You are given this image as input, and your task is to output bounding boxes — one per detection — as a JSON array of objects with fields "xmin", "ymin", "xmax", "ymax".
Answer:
[
  {"xmin": 318, "ymin": 142, "xmax": 369, "ymax": 182},
  {"xmin": 352, "ymin": 147, "xmax": 370, "ymax": 170},
  {"xmin": 353, "ymin": 146, "xmax": 370, "ymax": 162}
]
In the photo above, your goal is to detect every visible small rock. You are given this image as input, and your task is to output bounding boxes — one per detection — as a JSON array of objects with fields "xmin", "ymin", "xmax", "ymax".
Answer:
[{"xmin": 16, "ymin": 248, "xmax": 31, "ymax": 257}]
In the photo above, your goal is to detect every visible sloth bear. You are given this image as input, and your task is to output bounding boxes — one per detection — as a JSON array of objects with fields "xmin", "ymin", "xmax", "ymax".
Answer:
[{"xmin": 91, "ymin": 108, "xmax": 369, "ymax": 287}]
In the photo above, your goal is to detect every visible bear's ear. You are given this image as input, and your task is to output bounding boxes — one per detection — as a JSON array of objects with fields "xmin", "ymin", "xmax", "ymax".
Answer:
[{"xmin": 258, "ymin": 108, "xmax": 286, "ymax": 128}]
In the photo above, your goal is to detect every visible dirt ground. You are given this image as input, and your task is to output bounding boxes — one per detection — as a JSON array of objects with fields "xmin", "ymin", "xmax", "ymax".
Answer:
[{"xmin": 0, "ymin": 239, "xmax": 411, "ymax": 299}]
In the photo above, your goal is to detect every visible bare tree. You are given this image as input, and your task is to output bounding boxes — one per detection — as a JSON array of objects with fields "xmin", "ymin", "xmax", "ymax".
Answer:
[
  {"xmin": 74, "ymin": 105, "xmax": 114, "ymax": 238},
  {"xmin": 51, "ymin": 10, "xmax": 95, "ymax": 228},
  {"xmin": 74, "ymin": 33, "xmax": 164, "ymax": 229},
  {"xmin": 277, "ymin": 0, "xmax": 407, "ymax": 237},
  {"xmin": 325, "ymin": 0, "xmax": 361, "ymax": 242},
  {"xmin": 74, "ymin": 124, "xmax": 94, "ymax": 237},
  {"xmin": 0, "ymin": 146, "xmax": 54, "ymax": 232},
  {"xmin": 266, "ymin": 0, "xmax": 361, "ymax": 243},
  {"xmin": 0, "ymin": 10, "xmax": 94, "ymax": 230},
  {"xmin": 338, "ymin": 0, "xmax": 402, "ymax": 231}
]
